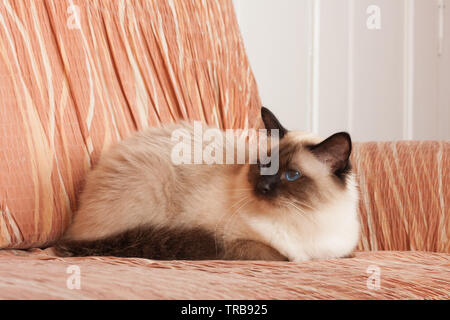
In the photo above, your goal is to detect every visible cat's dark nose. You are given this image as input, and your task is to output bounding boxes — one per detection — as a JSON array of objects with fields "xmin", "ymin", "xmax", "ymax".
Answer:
[{"xmin": 257, "ymin": 181, "xmax": 276, "ymax": 195}]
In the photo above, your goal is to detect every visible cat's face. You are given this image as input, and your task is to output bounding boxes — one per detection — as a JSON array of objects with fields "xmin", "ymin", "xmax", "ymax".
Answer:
[{"xmin": 248, "ymin": 107, "xmax": 353, "ymax": 211}]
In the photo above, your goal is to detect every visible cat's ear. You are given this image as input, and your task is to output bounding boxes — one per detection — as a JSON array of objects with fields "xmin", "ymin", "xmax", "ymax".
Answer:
[
  {"xmin": 309, "ymin": 132, "xmax": 352, "ymax": 173},
  {"xmin": 261, "ymin": 107, "xmax": 287, "ymax": 139}
]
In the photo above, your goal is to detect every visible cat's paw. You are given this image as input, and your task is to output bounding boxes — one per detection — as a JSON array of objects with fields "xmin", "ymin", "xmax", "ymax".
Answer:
[{"xmin": 288, "ymin": 254, "xmax": 311, "ymax": 262}]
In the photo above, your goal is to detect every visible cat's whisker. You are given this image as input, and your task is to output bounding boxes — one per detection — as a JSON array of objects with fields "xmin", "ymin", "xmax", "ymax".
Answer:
[
  {"xmin": 228, "ymin": 194, "xmax": 251, "ymax": 209},
  {"xmin": 282, "ymin": 200, "xmax": 316, "ymax": 224},
  {"xmin": 291, "ymin": 199, "xmax": 317, "ymax": 212},
  {"xmin": 224, "ymin": 188, "xmax": 254, "ymax": 192},
  {"xmin": 220, "ymin": 197, "xmax": 254, "ymax": 248},
  {"xmin": 280, "ymin": 201, "xmax": 305, "ymax": 217},
  {"xmin": 213, "ymin": 195, "xmax": 250, "ymax": 255}
]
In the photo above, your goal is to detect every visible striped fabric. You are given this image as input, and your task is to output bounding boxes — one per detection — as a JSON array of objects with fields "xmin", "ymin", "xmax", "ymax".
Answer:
[
  {"xmin": 353, "ymin": 141, "xmax": 449, "ymax": 253},
  {"xmin": 0, "ymin": 0, "xmax": 260, "ymax": 248}
]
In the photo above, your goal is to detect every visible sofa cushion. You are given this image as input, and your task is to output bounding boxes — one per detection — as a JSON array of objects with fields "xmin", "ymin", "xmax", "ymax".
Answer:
[{"xmin": 0, "ymin": 249, "xmax": 448, "ymax": 299}]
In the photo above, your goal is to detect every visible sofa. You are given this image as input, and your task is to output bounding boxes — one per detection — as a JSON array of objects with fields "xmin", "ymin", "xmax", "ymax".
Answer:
[{"xmin": 0, "ymin": 0, "xmax": 448, "ymax": 299}]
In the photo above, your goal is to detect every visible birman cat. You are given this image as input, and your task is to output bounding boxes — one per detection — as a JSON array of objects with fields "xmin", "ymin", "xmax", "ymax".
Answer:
[{"xmin": 56, "ymin": 107, "xmax": 360, "ymax": 261}]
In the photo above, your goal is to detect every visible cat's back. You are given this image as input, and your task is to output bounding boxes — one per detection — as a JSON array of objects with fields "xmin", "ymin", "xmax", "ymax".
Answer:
[{"xmin": 107, "ymin": 121, "xmax": 192, "ymax": 160}]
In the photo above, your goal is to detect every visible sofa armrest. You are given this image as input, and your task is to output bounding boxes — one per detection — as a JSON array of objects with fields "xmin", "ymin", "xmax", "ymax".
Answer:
[{"xmin": 351, "ymin": 141, "xmax": 449, "ymax": 253}]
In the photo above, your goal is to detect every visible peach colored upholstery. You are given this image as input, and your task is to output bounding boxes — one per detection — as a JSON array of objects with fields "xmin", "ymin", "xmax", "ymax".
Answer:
[
  {"xmin": 0, "ymin": 0, "xmax": 448, "ymax": 300},
  {"xmin": 353, "ymin": 141, "xmax": 449, "ymax": 253},
  {"xmin": 0, "ymin": 249, "xmax": 448, "ymax": 299}
]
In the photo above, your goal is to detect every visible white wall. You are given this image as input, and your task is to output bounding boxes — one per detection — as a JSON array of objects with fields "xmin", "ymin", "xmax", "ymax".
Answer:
[
  {"xmin": 234, "ymin": 0, "xmax": 450, "ymax": 141},
  {"xmin": 234, "ymin": 0, "xmax": 311, "ymax": 132},
  {"xmin": 439, "ymin": 0, "xmax": 450, "ymax": 139}
]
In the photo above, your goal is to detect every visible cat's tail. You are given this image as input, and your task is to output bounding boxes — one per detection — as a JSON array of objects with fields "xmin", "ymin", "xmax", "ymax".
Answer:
[
  {"xmin": 52, "ymin": 239, "xmax": 108, "ymax": 257},
  {"xmin": 52, "ymin": 226, "xmax": 223, "ymax": 260}
]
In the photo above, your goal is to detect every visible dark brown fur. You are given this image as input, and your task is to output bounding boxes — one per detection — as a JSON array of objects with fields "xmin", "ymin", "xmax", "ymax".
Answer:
[{"xmin": 55, "ymin": 226, "xmax": 287, "ymax": 261}]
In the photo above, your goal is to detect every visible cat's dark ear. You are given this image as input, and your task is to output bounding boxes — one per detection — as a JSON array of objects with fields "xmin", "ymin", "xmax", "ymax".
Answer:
[
  {"xmin": 309, "ymin": 132, "xmax": 352, "ymax": 173},
  {"xmin": 261, "ymin": 107, "xmax": 287, "ymax": 139}
]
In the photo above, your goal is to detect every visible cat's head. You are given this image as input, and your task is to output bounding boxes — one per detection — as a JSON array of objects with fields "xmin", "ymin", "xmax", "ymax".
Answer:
[{"xmin": 248, "ymin": 107, "xmax": 354, "ymax": 210}]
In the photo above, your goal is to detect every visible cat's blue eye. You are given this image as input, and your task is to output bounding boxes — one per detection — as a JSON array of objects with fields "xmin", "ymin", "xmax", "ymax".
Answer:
[{"xmin": 285, "ymin": 170, "xmax": 301, "ymax": 182}]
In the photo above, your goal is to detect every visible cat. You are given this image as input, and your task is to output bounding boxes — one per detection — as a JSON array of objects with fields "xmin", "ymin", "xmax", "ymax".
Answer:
[{"xmin": 55, "ymin": 107, "xmax": 360, "ymax": 261}]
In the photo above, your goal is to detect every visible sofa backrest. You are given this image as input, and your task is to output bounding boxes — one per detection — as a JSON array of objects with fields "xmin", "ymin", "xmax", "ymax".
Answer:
[{"xmin": 0, "ymin": 0, "xmax": 260, "ymax": 248}]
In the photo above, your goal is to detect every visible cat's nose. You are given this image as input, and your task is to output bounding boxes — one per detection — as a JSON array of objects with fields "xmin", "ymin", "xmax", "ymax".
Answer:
[{"xmin": 257, "ymin": 181, "xmax": 274, "ymax": 194}]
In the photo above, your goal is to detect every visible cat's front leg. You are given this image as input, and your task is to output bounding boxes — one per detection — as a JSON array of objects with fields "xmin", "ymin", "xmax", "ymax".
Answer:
[{"xmin": 222, "ymin": 240, "xmax": 288, "ymax": 261}]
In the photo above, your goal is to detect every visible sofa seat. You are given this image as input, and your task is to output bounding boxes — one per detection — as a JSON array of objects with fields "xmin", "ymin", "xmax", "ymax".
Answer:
[{"xmin": 0, "ymin": 249, "xmax": 448, "ymax": 299}]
